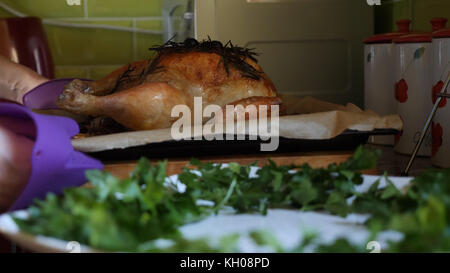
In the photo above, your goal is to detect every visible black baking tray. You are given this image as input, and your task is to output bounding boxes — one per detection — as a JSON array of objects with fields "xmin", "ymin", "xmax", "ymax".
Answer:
[{"xmin": 87, "ymin": 129, "xmax": 398, "ymax": 162}]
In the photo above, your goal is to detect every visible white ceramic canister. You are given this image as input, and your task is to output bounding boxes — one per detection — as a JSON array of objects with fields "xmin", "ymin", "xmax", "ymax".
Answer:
[
  {"xmin": 364, "ymin": 20, "xmax": 411, "ymax": 146},
  {"xmin": 431, "ymin": 26, "xmax": 450, "ymax": 167},
  {"xmin": 393, "ymin": 32, "xmax": 433, "ymax": 156}
]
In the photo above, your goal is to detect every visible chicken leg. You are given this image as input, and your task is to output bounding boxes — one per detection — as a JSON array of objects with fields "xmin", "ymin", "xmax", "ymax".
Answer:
[{"xmin": 58, "ymin": 80, "xmax": 191, "ymax": 131}]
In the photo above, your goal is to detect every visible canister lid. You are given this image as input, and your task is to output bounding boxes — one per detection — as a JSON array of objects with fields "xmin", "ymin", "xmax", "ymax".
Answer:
[
  {"xmin": 393, "ymin": 33, "xmax": 432, "ymax": 43},
  {"xmin": 433, "ymin": 29, "xmax": 450, "ymax": 38},
  {"xmin": 394, "ymin": 18, "xmax": 447, "ymax": 43},
  {"xmin": 431, "ymin": 17, "xmax": 448, "ymax": 31},
  {"xmin": 431, "ymin": 17, "xmax": 450, "ymax": 38},
  {"xmin": 364, "ymin": 19, "xmax": 411, "ymax": 44}
]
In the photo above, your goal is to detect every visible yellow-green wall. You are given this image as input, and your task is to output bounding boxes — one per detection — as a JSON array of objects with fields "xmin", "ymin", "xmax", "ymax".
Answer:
[
  {"xmin": 375, "ymin": 0, "xmax": 450, "ymax": 33},
  {"xmin": 0, "ymin": 0, "xmax": 163, "ymax": 80}
]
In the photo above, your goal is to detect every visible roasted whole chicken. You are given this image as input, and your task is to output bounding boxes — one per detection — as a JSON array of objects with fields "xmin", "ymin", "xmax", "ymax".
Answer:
[{"xmin": 57, "ymin": 38, "xmax": 281, "ymax": 132}]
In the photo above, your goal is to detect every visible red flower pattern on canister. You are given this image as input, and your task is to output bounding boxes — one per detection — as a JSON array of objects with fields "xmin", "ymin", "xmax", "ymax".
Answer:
[
  {"xmin": 395, "ymin": 79, "xmax": 408, "ymax": 103},
  {"xmin": 432, "ymin": 80, "xmax": 447, "ymax": 108},
  {"xmin": 432, "ymin": 122, "xmax": 443, "ymax": 156},
  {"xmin": 395, "ymin": 130, "xmax": 403, "ymax": 145}
]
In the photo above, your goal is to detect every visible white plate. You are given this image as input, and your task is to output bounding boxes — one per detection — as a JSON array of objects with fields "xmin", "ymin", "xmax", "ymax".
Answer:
[{"xmin": 0, "ymin": 173, "xmax": 413, "ymax": 253}]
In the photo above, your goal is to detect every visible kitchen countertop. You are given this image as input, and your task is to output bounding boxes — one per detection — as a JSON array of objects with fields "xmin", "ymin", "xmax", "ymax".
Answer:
[
  {"xmin": 366, "ymin": 144, "xmax": 434, "ymax": 177},
  {"xmin": 103, "ymin": 145, "xmax": 433, "ymax": 179}
]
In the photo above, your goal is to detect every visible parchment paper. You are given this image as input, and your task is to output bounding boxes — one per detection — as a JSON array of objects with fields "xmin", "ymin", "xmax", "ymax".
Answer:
[{"xmin": 71, "ymin": 95, "xmax": 402, "ymax": 153}]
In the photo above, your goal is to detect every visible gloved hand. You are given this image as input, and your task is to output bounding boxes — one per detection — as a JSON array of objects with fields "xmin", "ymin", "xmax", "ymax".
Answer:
[
  {"xmin": 0, "ymin": 103, "xmax": 103, "ymax": 212},
  {"xmin": 0, "ymin": 117, "xmax": 34, "ymax": 212}
]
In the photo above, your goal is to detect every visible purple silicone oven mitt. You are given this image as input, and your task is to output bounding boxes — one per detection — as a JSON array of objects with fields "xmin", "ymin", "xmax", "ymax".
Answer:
[
  {"xmin": 23, "ymin": 78, "xmax": 91, "ymax": 110},
  {"xmin": 0, "ymin": 103, "xmax": 103, "ymax": 211}
]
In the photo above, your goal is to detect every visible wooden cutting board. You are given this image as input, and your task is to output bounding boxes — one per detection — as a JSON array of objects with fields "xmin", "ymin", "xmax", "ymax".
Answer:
[{"xmin": 104, "ymin": 150, "xmax": 377, "ymax": 178}]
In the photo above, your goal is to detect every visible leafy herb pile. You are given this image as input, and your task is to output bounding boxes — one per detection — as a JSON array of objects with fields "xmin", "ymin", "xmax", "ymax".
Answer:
[
  {"xmin": 14, "ymin": 161, "xmax": 204, "ymax": 251},
  {"xmin": 179, "ymin": 146, "xmax": 379, "ymax": 216},
  {"xmin": 351, "ymin": 168, "xmax": 450, "ymax": 252},
  {"xmin": 12, "ymin": 146, "xmax": 450, "ymax": 252}
]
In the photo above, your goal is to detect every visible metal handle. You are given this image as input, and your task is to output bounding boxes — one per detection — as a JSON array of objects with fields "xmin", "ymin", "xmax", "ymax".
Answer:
[
  {"xmin": 437, "ymin": 93, "xmax": 450, "ymax": 98},
  {"xmin": 167, "ymin": 4, "xmax": 182, "ymax": 41},
  {"xmin": 402, "ymin": 72, "xmax": 450, "ymax": 176}
]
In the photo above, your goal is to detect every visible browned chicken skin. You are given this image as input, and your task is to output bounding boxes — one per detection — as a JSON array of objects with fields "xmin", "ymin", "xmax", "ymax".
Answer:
[{"xmin": 57, "ymin": 39, "xmax": 280, "ymax": 131}]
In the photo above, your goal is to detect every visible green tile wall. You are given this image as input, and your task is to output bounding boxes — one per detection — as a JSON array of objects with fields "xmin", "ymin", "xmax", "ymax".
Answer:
[
  {"xmin": 136, "ymin": 20, "xmax": 163, "ymax": 60},
  {"xmin": 88, "ymin": 0, "xmax": 162, "ymax": 17},
  {"xmin": 1, "ymin": 0, "xmax": 84, "ymax": 18},
  {"xmin": 414, "ymin": 0, "xmax": 450, "ymax": 31},
  {"xmin": 0, "ymin": 0, "xmax": 163, "ymax": 80},
  {"xmin": 0, "ymin": 5, "xmax": 13, "ymax": 17},
  {"xmin": 375, "ymin": 0, "xmax": 450, "ymax": 33},
  {"xmin": 47, "ymin": 20, "xmax": 135, "ymax": 66}
]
